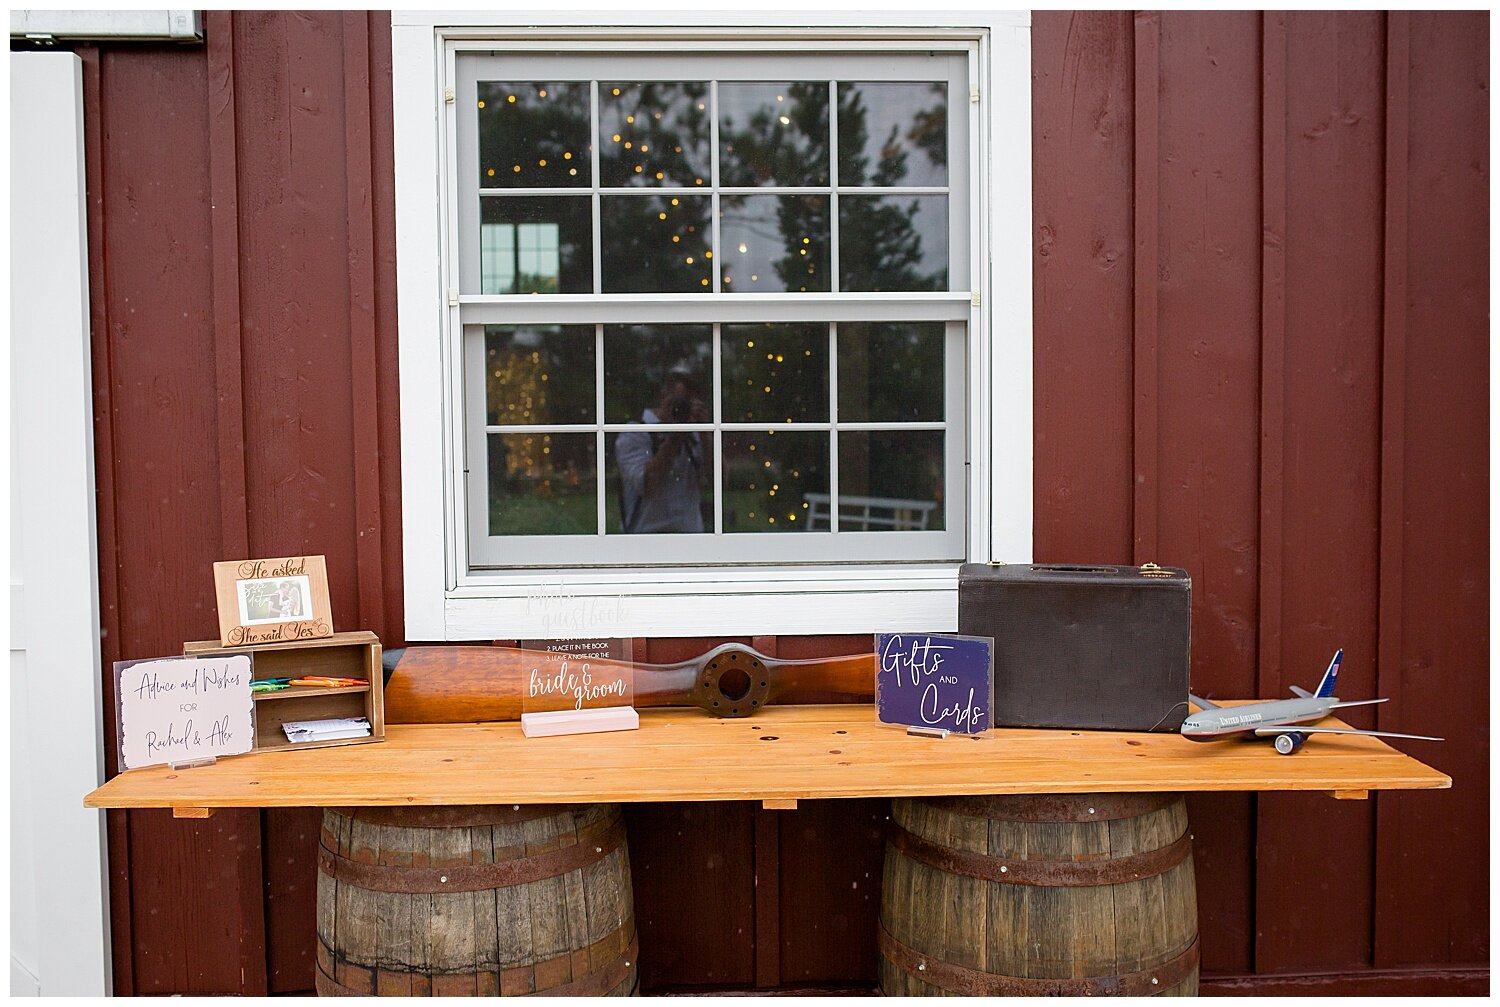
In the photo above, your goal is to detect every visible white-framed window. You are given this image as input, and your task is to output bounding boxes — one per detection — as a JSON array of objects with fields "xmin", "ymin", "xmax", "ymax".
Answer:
[{"xmin": 393, "ymin": 14, "xmax": 1032, "ymax": 639}]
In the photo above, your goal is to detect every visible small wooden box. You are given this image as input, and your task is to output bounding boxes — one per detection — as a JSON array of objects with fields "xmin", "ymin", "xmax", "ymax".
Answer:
[{"xmin": 184, "ymin": 631, "xmax": 385, "ymax": 752}]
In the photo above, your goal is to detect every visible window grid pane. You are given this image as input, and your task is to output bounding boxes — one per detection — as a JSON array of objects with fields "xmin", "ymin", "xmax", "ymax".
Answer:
[
  {"xmin": 458, "ymin": 51, "xmax": 967, "ymax": 567},
  {"xmin": 477, "ymin": 322, "xmax": 947, "ymax": 538},
  {"xmin": 470, "ymin": 75, "xmax": 953, "ymax": 297}
]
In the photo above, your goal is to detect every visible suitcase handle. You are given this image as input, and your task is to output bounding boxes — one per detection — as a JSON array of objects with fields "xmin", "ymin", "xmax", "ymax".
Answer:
[{"xmin": 1030, "ymin": 565, "xmax": 1119, "ymax": 574}]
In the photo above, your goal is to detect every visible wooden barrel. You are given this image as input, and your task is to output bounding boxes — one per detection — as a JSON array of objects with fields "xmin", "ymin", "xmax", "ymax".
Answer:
[
  {"xmin": 316, "ymin": 803, "xmax": 638, "ymax": 996},
  {"xmin": 879, "ymin": 793, "xmax": 1199, "ymax": 996}
]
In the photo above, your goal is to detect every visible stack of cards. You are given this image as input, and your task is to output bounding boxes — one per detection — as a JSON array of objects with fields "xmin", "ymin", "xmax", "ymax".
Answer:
[{"xmin": 282, "ymin": 716, "xmax": 372, "ymax": 744}]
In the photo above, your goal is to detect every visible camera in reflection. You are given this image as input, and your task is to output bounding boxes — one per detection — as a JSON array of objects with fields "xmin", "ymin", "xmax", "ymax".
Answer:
[{"xmin": 664, "ymin": 394, "xmax": 693, "ymax": 424}]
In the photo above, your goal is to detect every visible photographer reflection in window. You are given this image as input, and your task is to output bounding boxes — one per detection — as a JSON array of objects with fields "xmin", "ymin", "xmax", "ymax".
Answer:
[{"xmin": 617, "ymin": 369, "xmax": 712, "ymax": 533}]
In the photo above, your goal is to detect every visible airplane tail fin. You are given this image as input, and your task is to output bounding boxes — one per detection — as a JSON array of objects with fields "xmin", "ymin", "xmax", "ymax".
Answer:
[{"xmin": 1314, "ymin": 649, "xmax": 1343, "ymax": 698}]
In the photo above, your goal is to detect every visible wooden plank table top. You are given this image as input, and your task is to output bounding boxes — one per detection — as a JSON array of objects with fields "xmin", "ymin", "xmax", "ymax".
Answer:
[{"xmin": 84, "ymin": 704, "xmax": 1451, "ymax": 816}]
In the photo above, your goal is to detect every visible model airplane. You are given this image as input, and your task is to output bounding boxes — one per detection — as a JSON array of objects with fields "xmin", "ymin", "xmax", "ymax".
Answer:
[{"xmin": 1182, "ymin": 649, "xmax": 1443, "ymax": 754}]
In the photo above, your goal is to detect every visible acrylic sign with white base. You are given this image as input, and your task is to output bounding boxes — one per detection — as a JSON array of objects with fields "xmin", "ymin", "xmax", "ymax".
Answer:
[{"xmin": 516, "ymin": 639, "xmax": 638, "ymax": 738}]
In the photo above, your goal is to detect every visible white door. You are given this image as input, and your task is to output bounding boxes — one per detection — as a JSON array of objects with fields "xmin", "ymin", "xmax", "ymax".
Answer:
[{"xmin": 10, "ymin": 51, "xmax": 112, "ymax": 997}]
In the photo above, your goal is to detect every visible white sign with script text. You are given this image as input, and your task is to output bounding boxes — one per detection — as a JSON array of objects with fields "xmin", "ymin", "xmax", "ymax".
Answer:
[{"xmin": 117, "ymin": 655, "xmax": 255, "ymax": 769}]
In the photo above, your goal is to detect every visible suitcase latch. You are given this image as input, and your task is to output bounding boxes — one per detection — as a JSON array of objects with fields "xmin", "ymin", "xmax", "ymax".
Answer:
[{"xmin": 1139, "ymin": 562, "xmax": 1172, "ymax": 578}]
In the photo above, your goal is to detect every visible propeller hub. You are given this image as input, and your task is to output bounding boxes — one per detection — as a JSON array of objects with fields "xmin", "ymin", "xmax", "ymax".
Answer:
[{"xmin": 694, "ymin": 644, "xmax": 773, "ymax": 718}]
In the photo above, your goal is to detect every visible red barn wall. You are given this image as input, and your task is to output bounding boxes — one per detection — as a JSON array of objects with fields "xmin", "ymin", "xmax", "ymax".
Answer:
[
  {"xmin": 1031, "ymin": 11, "xmax": 1487, "ymax": 989},
  {"xmin": 73, "ymin": 11, "xmax": 1486, "ymax": 994}
]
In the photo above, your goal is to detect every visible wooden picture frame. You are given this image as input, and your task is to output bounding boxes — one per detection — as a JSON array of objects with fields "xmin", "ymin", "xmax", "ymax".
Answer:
[{"xmin": 213, "ymin": 555, "xmax": 334, "ymax": 647}]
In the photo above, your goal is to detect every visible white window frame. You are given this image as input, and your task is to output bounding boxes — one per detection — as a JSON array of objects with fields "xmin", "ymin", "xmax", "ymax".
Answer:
[{"xmin": 393, "ymin": 12, "xmax": 1033, "ymax": 639}]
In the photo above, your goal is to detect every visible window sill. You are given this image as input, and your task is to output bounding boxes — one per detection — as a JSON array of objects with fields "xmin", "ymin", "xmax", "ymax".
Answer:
[{"xmin": 421, "ymin": 565, "xmax": 961, "ymax": 639}]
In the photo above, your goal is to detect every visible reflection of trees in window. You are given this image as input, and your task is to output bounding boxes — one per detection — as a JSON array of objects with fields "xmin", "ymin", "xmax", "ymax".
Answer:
[
  {"xmin": 837, "ymin": 82, "xmax": 947, "ymax": 186},
  {"xmin": 837, "ymin": 321, "xmax": 945, "ymax": 525},
  {"xmin": 600, "ymin": 82, "xmax": 712, "ymax": 187},
  {"xmin": 601, "ymin": 195, "xmax": 714, "ymax": 293},
  {"xmin": 836, "ymin": 83, "xmax": 948, "ymax": 292},
  {"xmin": 475, "ymin": 78, "xmax": 949, "ymax": 295},
  {"xmin": 907, "ymin": 98, "xmax": 948, "ymax": 176},
  {"xmin": 484, "ymin": 326, "xmax": 595, "ymax": 427},
  {"xmin": 488, "ymin": 433, "xmax": 597, "ymax": 536},
  {"xmin": 775, "ymin": 196, "xmax": 829, "ymax": 292},
  {"xmin": 477, "ymin": 82, "xmax": 592, "ymax": 188},
  {"xmin": 476, "ymin": 82, "xmax": 589, "ymax": 293},
  {"xmin": 598, "ymin": 83, "xmax": 713, "ymax": 291},
  {"xmin": 721, "ymin": 323, "xmax": 828, "ymax": 423},
  {"xmin": 718, "ymin": 195, "xmax": 830, "ymax": 293},
  {"xmin": 719, "ymin": 82, "xmax": 829, "ymax": 187},
  {"xmin": 715, "ymin": 84, "xmax": 831, "ymax": 291},
  {"xmin": 484, "ymin": 326, "xmax": 596, "ymax": 527},
  {"xmin": 722, "ymin": 432, "xmax": 827, "ymax": 533},
  {"xmin": 837, "ymin": 322, "xmax": 944, "ymax": 423}
]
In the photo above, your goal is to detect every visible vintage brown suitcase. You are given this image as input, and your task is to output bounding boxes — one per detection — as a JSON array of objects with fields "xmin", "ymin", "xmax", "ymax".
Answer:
[{"xmin": 958, "ymin": 562, "xmax": 1191, "ymax": 731}]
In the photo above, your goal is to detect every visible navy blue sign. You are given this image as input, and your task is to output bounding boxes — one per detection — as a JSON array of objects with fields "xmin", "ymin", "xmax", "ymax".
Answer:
[{"xmin": 875, "ymin": 633, "xmax": 994, "ymax": 735}]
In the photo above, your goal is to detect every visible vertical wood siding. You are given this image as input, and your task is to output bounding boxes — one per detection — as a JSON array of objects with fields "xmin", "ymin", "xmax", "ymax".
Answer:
[
  {"xmin": 1254, "ymin": 11, "xmax": 1386, "ymax": 971},
  {"xmin": 79, "ymin": 11, "xmax": 1485, "ymax": 993},
  {"xmin": 1373, "ymin": 12, "xmax": 1489, "ymax": 969},
  {"xmin": 82, "ymin": 12, "xmax": 404, "ymax": 993},
  {"xmin": 1031, "ymin": 8, "xmax": 1488, "ymax": 986}
]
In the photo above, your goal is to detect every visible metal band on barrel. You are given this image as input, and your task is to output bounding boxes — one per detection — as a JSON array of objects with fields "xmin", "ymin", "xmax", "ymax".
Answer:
[
  {"xmin": 879, "ymin": 924, "xmax": 1199, "ymax": 996},
  {"xmin": 889, "ymin": 822, "xmax": 1192, "ymax": 887},
  {"xmin": 543, "ymin": 933, "xmax": 639, "ymax": 997},
  {"xmin": 318, "ymin": 816, "xmax": 625, "ymax": 894},
  {"xmin": 315, "ymin": 921, "xmax": 637, "ymax": 996},
  {"xmin": 918, "ymin": 792, "xmax": 1178, "ymax": 823},
  {"xmin": 328, "ymin": 803, "xmax": 598, "ymax": 828},
  {"xmin": 313, "ymin": 968, "xmax": 361, "ymax": 997}
]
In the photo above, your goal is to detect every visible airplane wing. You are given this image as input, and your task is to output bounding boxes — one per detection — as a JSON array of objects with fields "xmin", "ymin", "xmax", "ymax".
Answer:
[
  {"xmin": 1289, "ymin": 685, "xmax": 1313, "ymax": 698},
  {"xmin": 1188, "ymin": 694, "xmax": 1221, "ymax": 710},
  {"xmin": 1252, "ymin": 726, "xmax": 1444, "ymax": 742}
]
